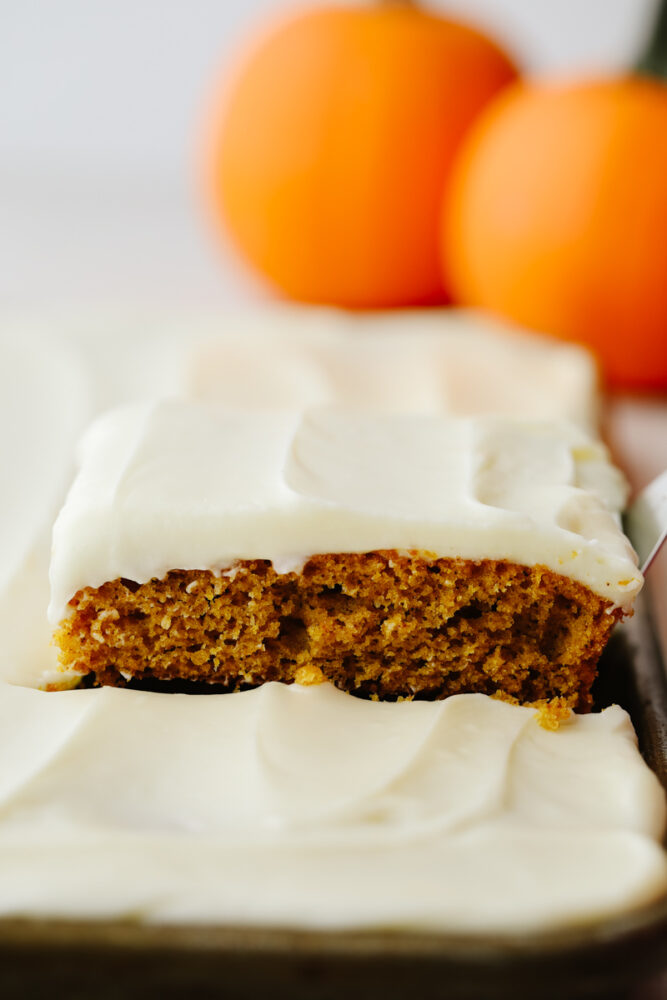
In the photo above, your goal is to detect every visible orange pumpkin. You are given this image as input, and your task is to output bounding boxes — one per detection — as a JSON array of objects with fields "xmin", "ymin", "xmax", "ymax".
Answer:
[
  {"xmin": 444, "ymin": 78, "xmax": 667, "ymax": 390},
  {"xmin": 206, "ymin": 4, "xmax": 517, "ymax": 308}
]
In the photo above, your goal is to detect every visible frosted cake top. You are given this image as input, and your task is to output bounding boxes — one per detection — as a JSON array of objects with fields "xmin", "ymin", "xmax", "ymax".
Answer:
[{"xmin": 49, "ymin": 401, "xmax": 640, "ymax": 620}]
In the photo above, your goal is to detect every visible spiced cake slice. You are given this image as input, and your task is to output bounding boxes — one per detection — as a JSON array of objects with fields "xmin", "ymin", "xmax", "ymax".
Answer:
[{"xmin": 49, "ymin": 401, "xmax": 642, "ymax": 709}]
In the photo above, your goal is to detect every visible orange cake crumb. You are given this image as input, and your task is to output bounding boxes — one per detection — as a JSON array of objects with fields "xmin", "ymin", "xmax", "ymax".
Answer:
[{"xmin": 53, "ymin": 551, "xmax": 622, "ymax": 711}]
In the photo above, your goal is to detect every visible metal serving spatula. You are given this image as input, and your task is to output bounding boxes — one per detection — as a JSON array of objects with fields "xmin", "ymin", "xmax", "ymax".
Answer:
[{"xmin": 624, "ymin": 470, "xmax": 667, "ymax": 574}]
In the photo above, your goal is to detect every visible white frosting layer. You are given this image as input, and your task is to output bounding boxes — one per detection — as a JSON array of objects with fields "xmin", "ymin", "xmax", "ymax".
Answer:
[
  {"xmin": 0, "ymin": 681, "xmax": 664, "ymax": 930},
  {"xmin": 0, "ymin": 331, "xmax": 89, "ymax": 599},
  {"xmin": 0, "ymin": 331, "xmax": 89, "ymax": 686},
  {"xmin": 49, "ymin": 401, "xmax": 640, "ymax": 622},
  {"xmin": 188, "ymin": 306, "xmax": 600, "ymax": 434},
  {"xmin": 1, "ymin": 317, "xmax": 664, "ymax": 936}
]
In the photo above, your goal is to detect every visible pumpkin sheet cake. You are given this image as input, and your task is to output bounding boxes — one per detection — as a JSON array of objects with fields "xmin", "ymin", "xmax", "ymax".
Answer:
[{"xmin": 49, "ymin": 400, "xmax": 641, "ymax": 713}]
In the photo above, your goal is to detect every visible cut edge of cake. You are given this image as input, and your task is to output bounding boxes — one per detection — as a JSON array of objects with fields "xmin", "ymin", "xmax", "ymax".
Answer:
[{"xmin": 53, "ymin": 550, "xmax": 623, "ymax": 715}]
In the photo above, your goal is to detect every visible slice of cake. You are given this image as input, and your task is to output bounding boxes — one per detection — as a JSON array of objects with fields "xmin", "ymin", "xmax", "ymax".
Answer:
[{"xmin": 49, "ymin": 401, "xmax": 641, "ymax": 709}]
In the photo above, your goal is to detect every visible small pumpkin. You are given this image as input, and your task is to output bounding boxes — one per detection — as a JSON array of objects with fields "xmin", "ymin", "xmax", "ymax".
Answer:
[
  {"xmin": 206, "ymin": 3, "xmax": 517, "ymax": 308},
  {"xmin": 443, "ymin": 74, "xmax": 667, "ymax": 389}
]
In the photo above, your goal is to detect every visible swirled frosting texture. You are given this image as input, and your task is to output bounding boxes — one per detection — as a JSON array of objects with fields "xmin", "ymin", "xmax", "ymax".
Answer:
[
  {"xmin": 188, "ymin": 306, "xmax": 600, "ymax": 433},
  {"xmin": 0, "ymin": 682, "xmax": 664, "ymax": 929},
  {"xmin": 49, "ymin": 401, "xmax": 640, "ymax": 622}
]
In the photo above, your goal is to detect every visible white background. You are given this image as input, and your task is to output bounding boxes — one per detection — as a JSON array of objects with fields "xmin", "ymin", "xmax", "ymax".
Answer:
[{"xmin": 0, "ymin": 0, "xmax": 660, "ymax": 312}]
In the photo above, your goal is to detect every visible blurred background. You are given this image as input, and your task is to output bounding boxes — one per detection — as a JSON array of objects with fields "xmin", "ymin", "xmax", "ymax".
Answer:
[{"xmin": 1, "ymin": 0, "xmax": 661, "ymax": 314}]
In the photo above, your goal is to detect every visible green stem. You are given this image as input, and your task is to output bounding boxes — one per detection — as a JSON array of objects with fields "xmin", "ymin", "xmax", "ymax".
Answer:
[{"xmin": 636, "ymin": 0, "xmax": 667, "ymax": 78}]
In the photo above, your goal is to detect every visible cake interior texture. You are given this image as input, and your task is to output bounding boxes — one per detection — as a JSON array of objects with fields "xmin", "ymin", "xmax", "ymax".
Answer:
[{"xmin": 54, "ymin": 551, "xmax": 622, "ymax": 711}]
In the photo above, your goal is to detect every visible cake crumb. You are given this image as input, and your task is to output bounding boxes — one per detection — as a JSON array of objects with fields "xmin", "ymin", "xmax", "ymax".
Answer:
[
  {"xmin": 90, "ymin": 608, "xmax": 120, "ymax": 644},
  {"xmin": 294, "ymin": 664, "xmax": 326, "ymax": 687},
  {"xmin": 534, "ymin": 698, "xmax": 573, "ymax": 731}
]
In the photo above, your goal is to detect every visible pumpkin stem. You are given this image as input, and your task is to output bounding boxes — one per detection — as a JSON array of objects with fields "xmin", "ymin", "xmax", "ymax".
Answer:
[{"xmin": 636, "ymin": 0, "xmax": 667, "ymax": 78}]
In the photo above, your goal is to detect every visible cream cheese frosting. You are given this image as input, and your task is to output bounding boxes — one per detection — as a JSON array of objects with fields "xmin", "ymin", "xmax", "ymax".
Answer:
[
  {"xmin": 0, "ymin": 331, "xmax": 89, "ymax": 600},
  {"xmin": 0, "ymin": 681, "xmax": 664, "ymax": 930},
  {"xmin": 49, "ymin": 400, "xmax": 640, "ymax": 623},
  {"xmin": 187, "ymin": 306, "xmax": 600, "ymax": 434},
  {"xmin": 0, "ymin": 331, "xmax": 89, "ymax": 687}
]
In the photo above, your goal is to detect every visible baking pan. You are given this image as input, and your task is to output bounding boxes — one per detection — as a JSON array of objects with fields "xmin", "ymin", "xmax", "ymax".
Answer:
[{"xmin": 0, "ymin": 597, "xmax": 665, "ymax": 1000}]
